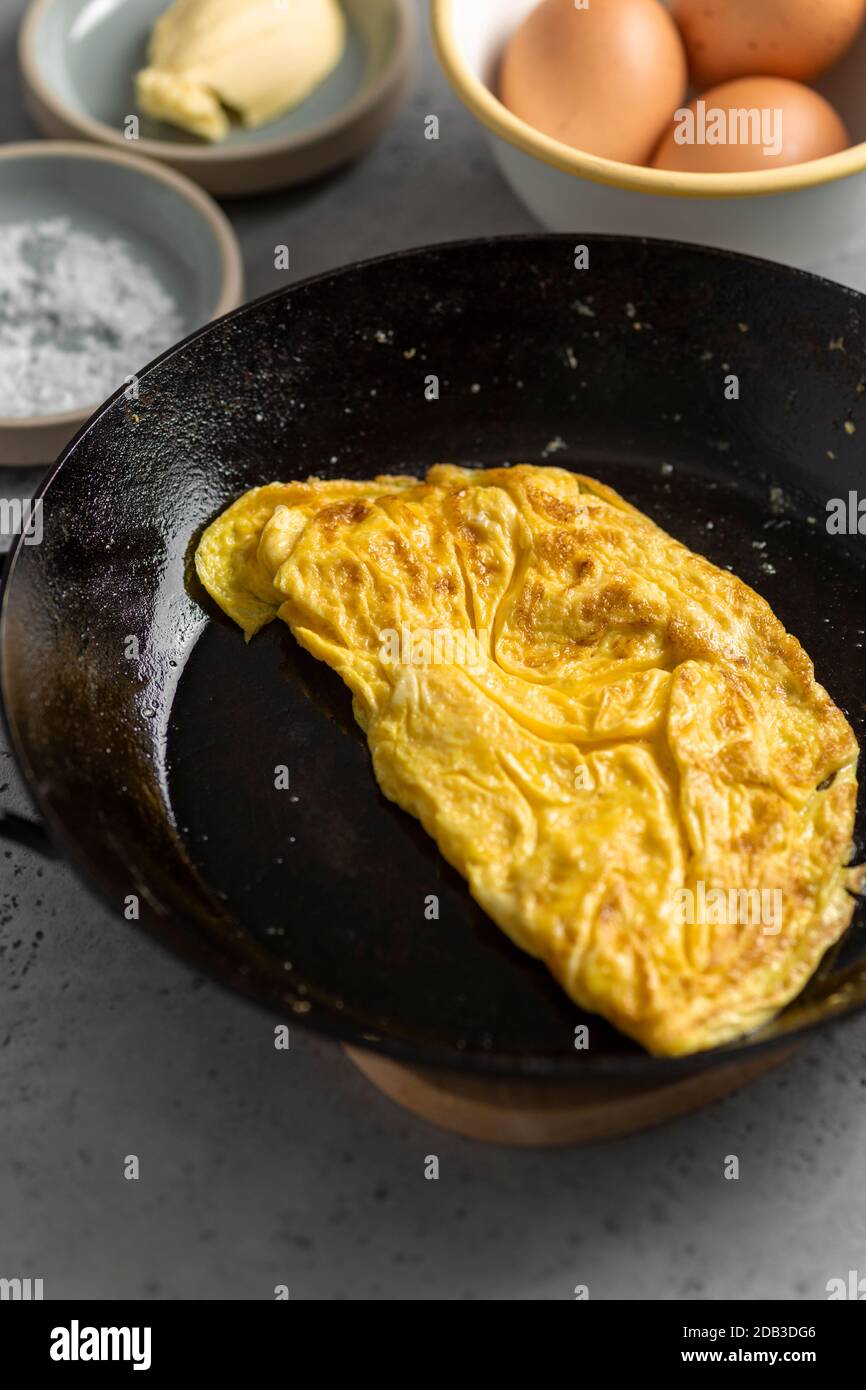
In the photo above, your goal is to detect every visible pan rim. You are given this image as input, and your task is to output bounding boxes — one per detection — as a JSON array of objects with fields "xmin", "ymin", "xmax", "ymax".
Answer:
[{"xmin": 2, "ymin": 231, "xmax": 865, "ymax": 1080}]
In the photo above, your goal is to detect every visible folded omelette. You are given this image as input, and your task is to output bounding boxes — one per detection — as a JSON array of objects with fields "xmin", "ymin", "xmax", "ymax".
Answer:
[{"xmin": 195, "ymin": 464, "xmax": 862, "ymax": 1056}]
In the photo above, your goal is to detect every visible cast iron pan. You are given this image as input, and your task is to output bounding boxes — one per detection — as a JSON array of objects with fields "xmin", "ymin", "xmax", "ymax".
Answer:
[{"xmin": 2, "ymin": 235, "xmax": 866, "ymax": 1080}]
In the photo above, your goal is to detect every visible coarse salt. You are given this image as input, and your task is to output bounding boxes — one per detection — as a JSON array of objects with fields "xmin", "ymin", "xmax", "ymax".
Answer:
[{"xmin": 0, "ymin": 217, "xmax": 185, "ymax": 418}]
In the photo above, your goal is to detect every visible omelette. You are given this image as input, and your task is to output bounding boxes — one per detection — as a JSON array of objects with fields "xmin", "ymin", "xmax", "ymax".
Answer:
[{"xmin": 195, "ymin": 464, "xmax": 862, "ymax": 1056}]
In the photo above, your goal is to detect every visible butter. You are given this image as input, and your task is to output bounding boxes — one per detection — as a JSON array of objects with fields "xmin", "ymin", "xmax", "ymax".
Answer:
[{"xmin": 135, "ymin": 0, "xmax": 346, "ymax": 143}]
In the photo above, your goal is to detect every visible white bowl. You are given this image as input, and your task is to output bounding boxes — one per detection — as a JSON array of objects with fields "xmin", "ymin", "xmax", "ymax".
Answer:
[{"xmin": 432, "ymin": 0, "xmax": 866, "ymax": 271}]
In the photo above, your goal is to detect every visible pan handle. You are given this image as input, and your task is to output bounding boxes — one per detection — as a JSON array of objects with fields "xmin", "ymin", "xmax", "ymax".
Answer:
[{"xmin": 0, "ymin": 812, "xmax": 58, "ymax": 859}]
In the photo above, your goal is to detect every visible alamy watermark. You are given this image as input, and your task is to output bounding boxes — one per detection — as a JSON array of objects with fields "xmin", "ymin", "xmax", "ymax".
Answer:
[
  {"xmin": 827, "ymin": 1270, "xmax": 866, "ymax": 1299},
  {"xmin": 0, "ymin": 498, "xmax": 42, "ymax": 545},
  {"xmin": 674, "ymin": 881, "xmax": 783, "ymax": 935},
  {"xmin": 827, "ymin": 493, "xmax": 866, "ymax": 534},
  {"xmin": 0, "ymin": 1276, "xmax": 43, "ymax": 1300},
  {"xmin": 50, "ymin": 1321, "xmax": 151, "ymax": 1371},
  {"xmin": 379, "ymin": 624, "xmax": 490, "ymax": 670},
  {"xmin": 673, "ymin": 102, "xmax": 783, "ymax": 158}
]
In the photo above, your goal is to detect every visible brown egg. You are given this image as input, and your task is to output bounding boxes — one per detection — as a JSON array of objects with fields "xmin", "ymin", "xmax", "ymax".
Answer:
[
  {"xmin": 499, "ymin": 0, "xmax": 687, "ymax": 165},
  {"xmin": 652, "ymin": 78, "xmax": 850, "ymax": 173},
  {"xmin": 670, "ymin": 0, "xmax": 866, "ymax": 87}
]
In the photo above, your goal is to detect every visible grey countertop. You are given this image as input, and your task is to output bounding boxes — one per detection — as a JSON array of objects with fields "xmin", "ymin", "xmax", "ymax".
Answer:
[{"xmin": 1, "ymin": 0, "xmax": 865, "ymax": 1302}]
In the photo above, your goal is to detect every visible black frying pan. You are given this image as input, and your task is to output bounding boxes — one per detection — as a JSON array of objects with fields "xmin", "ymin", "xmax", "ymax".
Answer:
[{"xmin": 2, "ymin": 234, "xmax": 865, "ymax": 1081}]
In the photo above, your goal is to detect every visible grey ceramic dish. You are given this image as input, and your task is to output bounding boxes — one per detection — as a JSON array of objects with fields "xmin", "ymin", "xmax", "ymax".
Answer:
[
  {"xmin": 0, "ymin": 142, "xmax": 244, "ymax": 467},
  {"xmin": 19, "ymin": 0, "xmax": 417, "ymax": 197}
]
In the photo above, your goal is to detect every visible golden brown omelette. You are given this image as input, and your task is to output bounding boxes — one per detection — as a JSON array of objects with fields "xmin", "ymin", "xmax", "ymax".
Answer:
[{"xmin": 195, "ymin": 464, "xmax": 862, "ymax": 1056}]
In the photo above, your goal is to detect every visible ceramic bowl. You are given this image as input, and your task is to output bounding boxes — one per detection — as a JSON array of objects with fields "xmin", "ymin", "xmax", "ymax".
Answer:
[
  {"xmin": 20, "ymin": 0, "xmax": 417, "ymax": 197},
  {"xmin": 0, "ymin": 142, "xmax": 243, "ymax": 467},
  {"xmin": 432, "ymin": 0, "xmax": 866, "ymax": 271}
]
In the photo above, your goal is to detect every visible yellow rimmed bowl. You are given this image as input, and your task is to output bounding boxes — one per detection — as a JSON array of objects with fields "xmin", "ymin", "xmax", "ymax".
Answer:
[{"xmin": 431, "ymin": 0, "xmax": 866, "ymax": 269}]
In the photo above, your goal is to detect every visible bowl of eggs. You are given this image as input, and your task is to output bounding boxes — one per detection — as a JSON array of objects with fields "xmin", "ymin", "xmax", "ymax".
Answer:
[{"xmin": 432, "ymin": 0, "xmax": 866, "ymax": 269}]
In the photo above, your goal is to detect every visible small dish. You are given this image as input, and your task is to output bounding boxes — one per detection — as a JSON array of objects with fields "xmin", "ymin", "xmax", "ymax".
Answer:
[
  {"xmin": 20, "ymin": 0, "xmax": 417, "ymax": 197},
  {"xmin": 432, "ymin": 0, "xmax": 866, "ymax": 270},
  {"xmin": 0, "ymin": 142, "xmax": 243, "ymax": 467}
]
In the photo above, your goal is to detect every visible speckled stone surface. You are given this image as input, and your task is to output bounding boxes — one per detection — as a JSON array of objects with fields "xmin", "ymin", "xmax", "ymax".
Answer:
[{"xmin": 1, "ymin": 0, "xmax": 865, "ymax": 1301}]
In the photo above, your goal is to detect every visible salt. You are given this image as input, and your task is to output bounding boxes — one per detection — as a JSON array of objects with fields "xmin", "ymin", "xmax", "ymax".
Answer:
[{"xmin": 0, "ymin": 217, "xmax": 185, "ymax": 418}]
